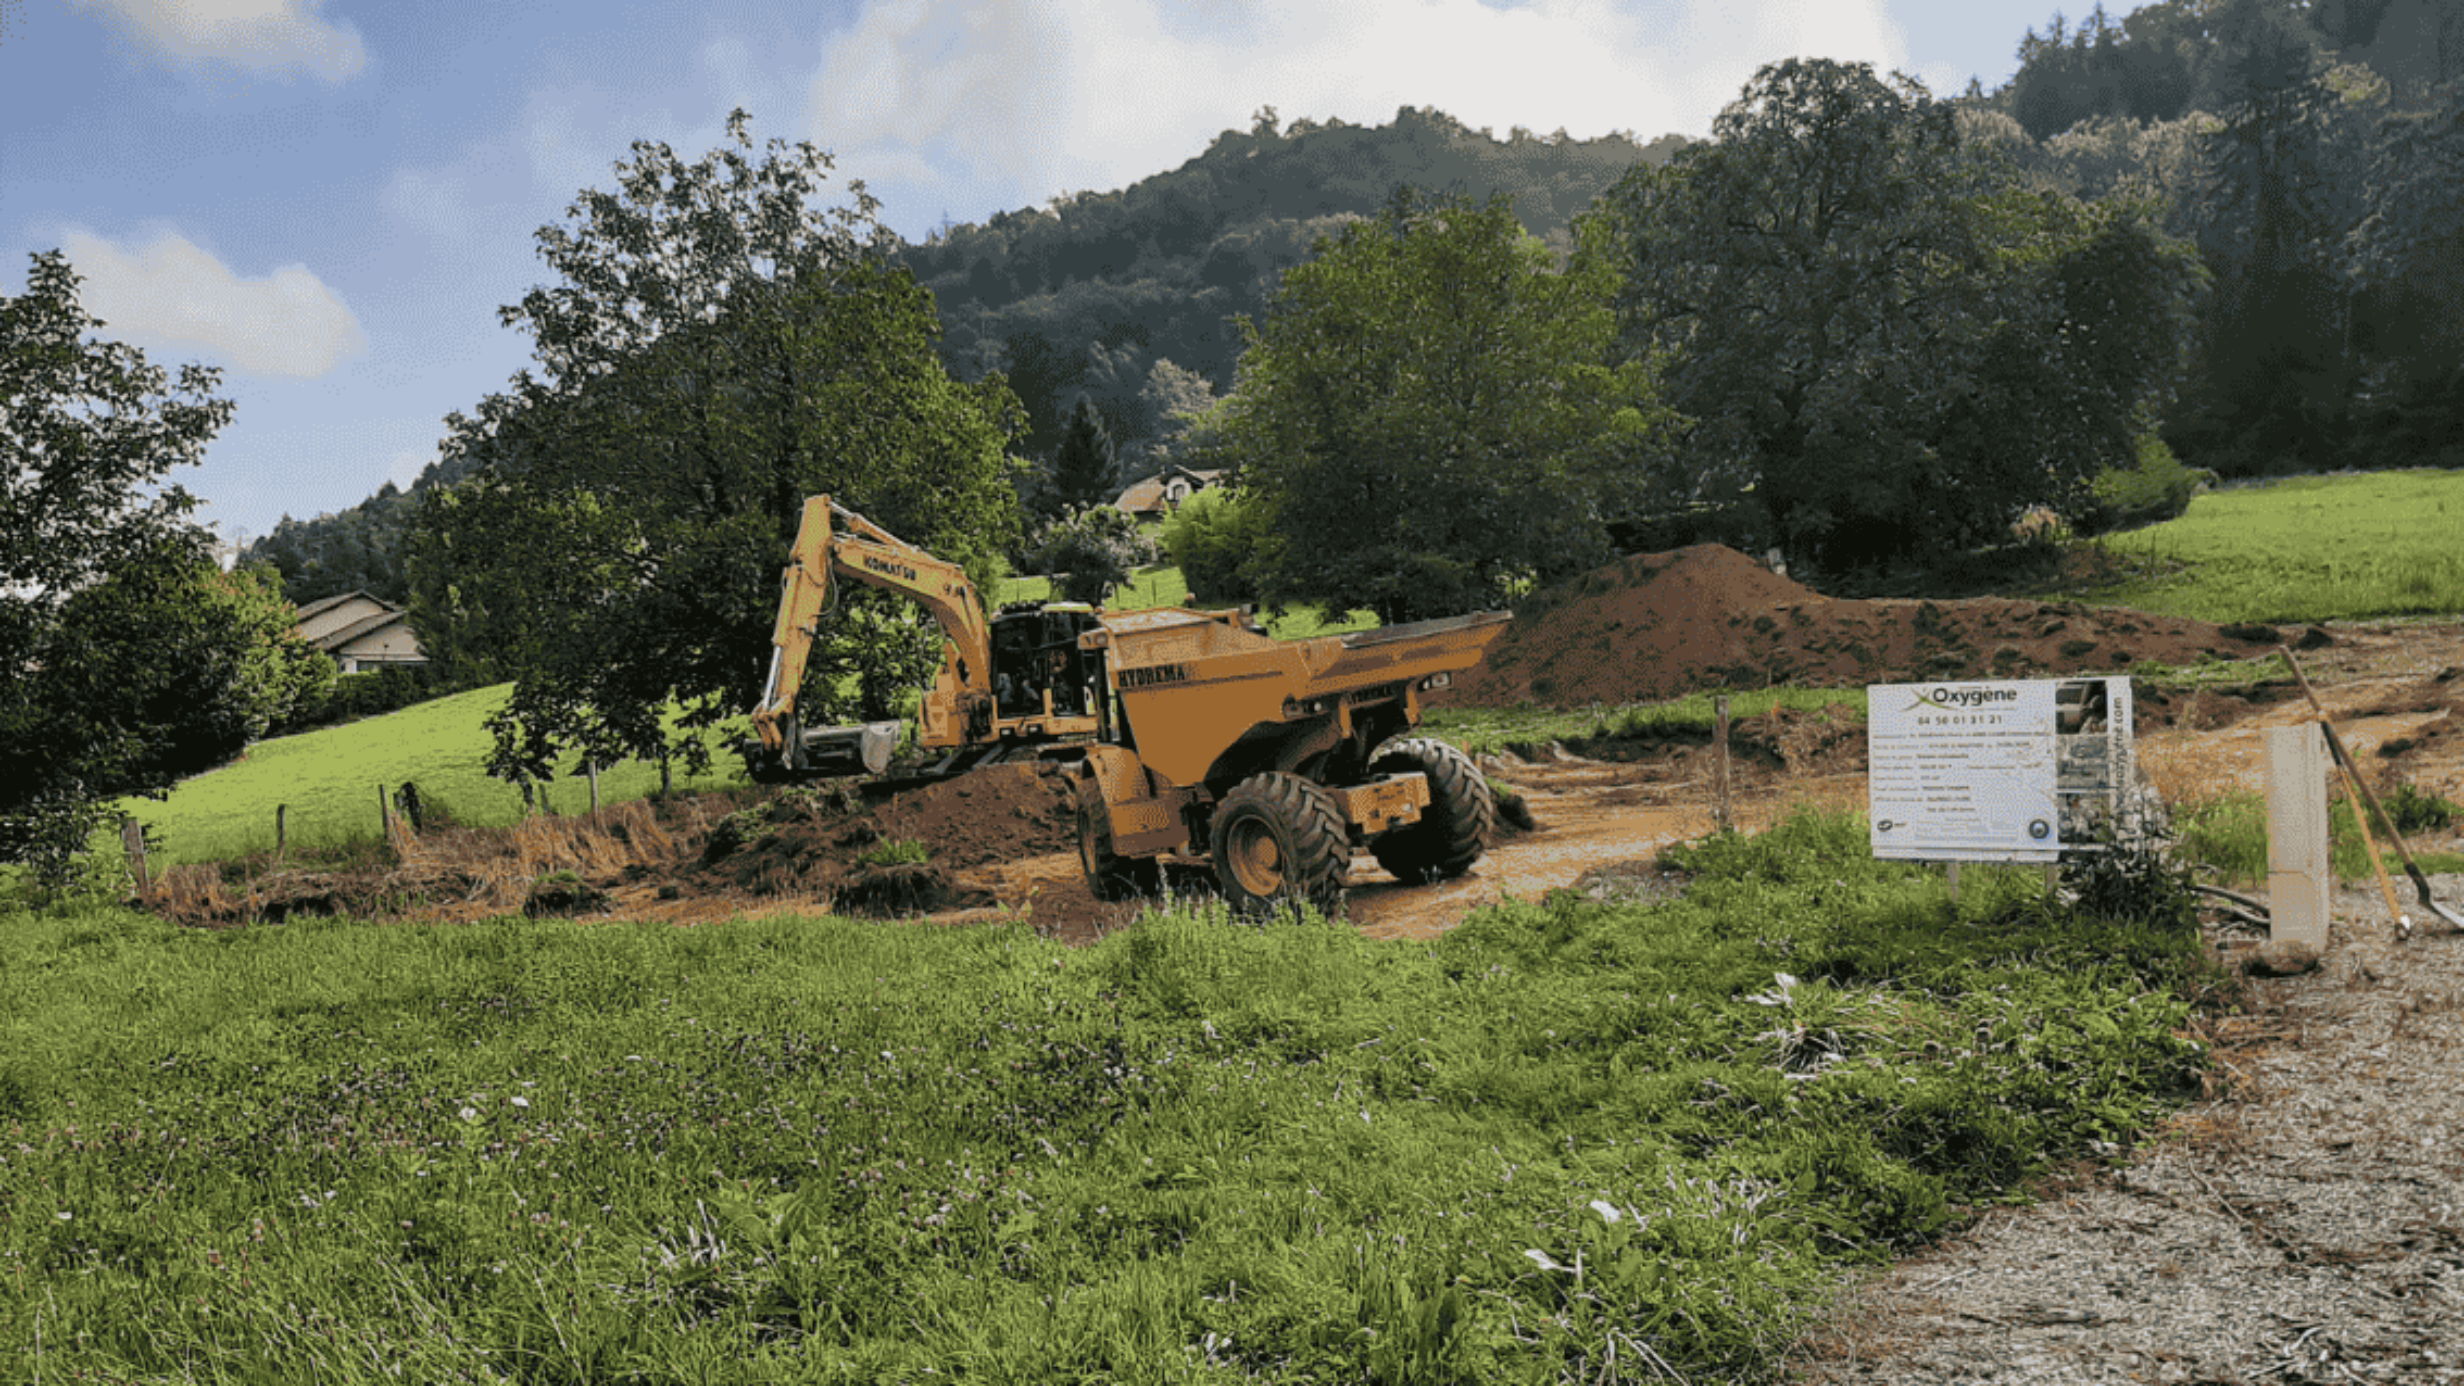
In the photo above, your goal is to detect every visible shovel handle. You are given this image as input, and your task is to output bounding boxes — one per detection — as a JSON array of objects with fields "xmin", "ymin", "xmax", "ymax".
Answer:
[
  {"xmin": 2284, "ymin": 646, "xmax": 2415, "ymax": 935},
  {"xmin": 2282, "ymin": 647, "xmax": 2426, "ymax": 875}
]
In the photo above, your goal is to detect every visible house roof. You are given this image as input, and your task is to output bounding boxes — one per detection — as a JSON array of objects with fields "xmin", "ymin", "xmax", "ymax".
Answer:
[
  {"xmin": 294, "ymin": 590, "xmax": 385, "ymax": 621},
  {"xmin": 315, "ymin": 610, "xmax": 408, "ymax": 652},
  {"xmin": 1114, "ymin": 466, "xmax": 1225, "ymax": 516}
]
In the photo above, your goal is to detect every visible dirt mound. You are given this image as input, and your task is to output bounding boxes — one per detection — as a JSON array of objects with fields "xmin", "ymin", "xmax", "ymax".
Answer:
[
  {"xmin": 1446, "ymin": 544, "xmax": 2308, "ymax": 709},
  {"xmin": 700, "ymin": 762, "xmax": 1078, "ymax": 910}
]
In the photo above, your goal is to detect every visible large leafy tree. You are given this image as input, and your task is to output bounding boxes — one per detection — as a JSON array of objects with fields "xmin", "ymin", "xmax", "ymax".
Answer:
[
  {"xmin": 39, "ymin": 544, "xmax": 332, "ymax": 787},
  {"xmin": 1583, "ymin": 59, "xmax": 2207, "ymax": 569},
  {"xmin": 1220, "ymin": 187, "xmax": 1672, "ymax": 624},
  {"xmin": 409, "ymin": 111, "xmax": 1025, "ymax": 785},
  {"xmin": 2, "ymin": 250, "xmax": 320, "ymax": 882}
]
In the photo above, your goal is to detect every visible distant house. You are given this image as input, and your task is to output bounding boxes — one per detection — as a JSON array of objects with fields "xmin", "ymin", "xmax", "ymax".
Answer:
[
  {"xmin": 1114, "ymin": 465, "xmax": 1225, "ymax": 523},
  {"xmin": 294, "ymin": 591, "xmax": 426, "ymax": 674}
]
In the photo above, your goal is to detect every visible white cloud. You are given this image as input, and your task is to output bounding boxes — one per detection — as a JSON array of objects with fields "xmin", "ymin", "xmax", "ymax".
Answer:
[
  {"xmin": 806, "ymin": 0, "xmax": 1908, "ymax": 229},
  {"xmin": 60, "ymin": 228, "xmax": 368, "ymax": 379},
  {"xmin": 73, "ymin": 0, "xmax": 367, "ymax": 82}
]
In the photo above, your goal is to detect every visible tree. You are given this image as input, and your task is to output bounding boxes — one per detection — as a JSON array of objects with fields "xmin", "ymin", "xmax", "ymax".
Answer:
[
  {"xmin": 2343, "ymin": 79, "xmax": 2464, "ymax": 464},
  {"xmin": 36, "ymin": 544, "xmax": 331, "ymax": 788},
  {"xmin": 408, "ymin": 111, "xmax": 1026, "ymax": 787},
  {"xmin": 2169, "ymin": 17, "xmax": 2378, "ymax": 475},
  {"xmin": 1, "ymin": 249, "xmax": 291, "ymax": 882},
  {"xmin": 1220, "ymin": 187, "xmax": 1673, "ymax": 625},
  {"xmin": 1160, "ymin": 484, "xmax": 1266, "ymax": 604},
  {"xmin": 1047, "ymin": 392, "xmax": 1121, "ymax": 514},
  {"xmin": 1583, "ymin": 59, "xmax": 2208, "ymax": 570},
  {"xmin": 1136, "ymin": 357, "xmax": 1220, "ymax": 466},
  {"xmin": 1021, "ymin": 504, "xmax": 1156, "ymax": 604}
]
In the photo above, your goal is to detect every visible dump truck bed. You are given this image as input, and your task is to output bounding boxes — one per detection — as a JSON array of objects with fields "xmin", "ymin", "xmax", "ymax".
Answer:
[{"xmin": 1102, "ymin": 609, "xmax": 1510, "ymax": 786}]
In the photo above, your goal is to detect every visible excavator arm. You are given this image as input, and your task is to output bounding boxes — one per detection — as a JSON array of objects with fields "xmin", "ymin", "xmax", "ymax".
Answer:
[{"xmin": 748, "ymin": 496, "xmax": 997, "ymax": 770}]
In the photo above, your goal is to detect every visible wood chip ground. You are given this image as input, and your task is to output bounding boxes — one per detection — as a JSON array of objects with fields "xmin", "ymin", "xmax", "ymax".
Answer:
[{"xmin": 1788, "ymin": 881, "xmax": 2464, "ymax": 1385}]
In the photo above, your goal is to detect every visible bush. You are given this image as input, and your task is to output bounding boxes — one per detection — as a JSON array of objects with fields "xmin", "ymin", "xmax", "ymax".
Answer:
[
  {"xmin": 2383, "ymin": 779, "xmax": 2457, "ymax": 835},
  {"xmin": 1160, "ymin": 485, "xmax": 1266, "ymax": 605},
  {"xmin": 1020, "ymin": 505, "xmax": 1158, "ymax": 604},
  {"xmin": 271, "ymin": 662, "xmax": 481, "ymax": 735},
  {"xmin": 2075, "ymin": 433, "xmax": 2202, "ymax": 536}
]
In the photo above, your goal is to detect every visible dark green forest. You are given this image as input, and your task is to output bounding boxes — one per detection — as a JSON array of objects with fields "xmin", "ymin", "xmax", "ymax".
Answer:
[{"xmin": 245, "ymin": 0, "xmax": 2464, "ymax": 608}]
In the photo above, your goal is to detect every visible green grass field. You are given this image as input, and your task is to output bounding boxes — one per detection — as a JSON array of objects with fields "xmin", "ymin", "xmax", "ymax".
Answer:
[
  {"xmin": 1425, "ymin": 687, "xmax": 1869, "ymax": 759},
  {"xmin": 997, "ymin": 563, "xmax": 1379, "ymax": 638},
  {"xmin": 0, "ymin": 807, "xmax": 2215, "ymax": 1384},
  {"xmin": 113, "ymin": 684, "xmax": 745, "ymax": 869},
  {"xmin": 2053, "ymin": 468, "xmax": 2464, "ymax": 624}
]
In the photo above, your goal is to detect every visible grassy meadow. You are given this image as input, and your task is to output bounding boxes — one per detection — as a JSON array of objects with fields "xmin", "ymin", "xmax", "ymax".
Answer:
[
  {"xmin": 997, "ymin": 563, "xmax": 1381, "ymax": 639},
  {"xmin": 2057, "ymin": 467, "xmax": 2464, "ymax": 624},
  {"xmin": 111, "ymin": 685, "xmax": 746, "ymax": 870},
  {"xmin": 0, "ymin": 808, "xmax": 2216, "ymax": 1384}
]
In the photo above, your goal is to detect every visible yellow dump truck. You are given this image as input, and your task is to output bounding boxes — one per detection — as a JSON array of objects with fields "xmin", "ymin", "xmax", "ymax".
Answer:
[{"xmin": 746, "ymin": 496, "xmax": 1510, "ymax": 910}]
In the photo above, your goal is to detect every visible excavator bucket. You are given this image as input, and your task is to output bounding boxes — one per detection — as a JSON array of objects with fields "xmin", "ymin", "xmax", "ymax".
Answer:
[{"xmin": 742, "ymin": 717, "xmax": 904, "ymax": 782}]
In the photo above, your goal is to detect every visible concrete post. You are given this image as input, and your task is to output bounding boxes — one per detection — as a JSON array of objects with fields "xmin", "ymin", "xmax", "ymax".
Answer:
[{"xmin": 2267, "ymin": 723, "xmax": 2331, "ymax": 950}]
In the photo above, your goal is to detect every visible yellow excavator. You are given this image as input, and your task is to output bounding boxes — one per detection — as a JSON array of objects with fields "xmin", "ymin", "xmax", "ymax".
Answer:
[{"xmin": 746, "ymin": 495, "xmax": 1512, "ymax": 910}]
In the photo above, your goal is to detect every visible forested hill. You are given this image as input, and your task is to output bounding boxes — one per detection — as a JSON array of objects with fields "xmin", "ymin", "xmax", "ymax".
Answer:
[
  {"xmin": 243, "ymin": 107, "xmax": 1691, "ymax": 604},
  {"xmin": 890, "ymin": 106, "xmax": 1693, "ymax": 470},
  {"xmin": 245, "ymin": 0, "xmax": 2464, "ymax": 607}
]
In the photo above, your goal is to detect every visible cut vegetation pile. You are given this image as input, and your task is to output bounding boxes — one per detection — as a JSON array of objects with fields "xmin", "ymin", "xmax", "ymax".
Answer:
[
  {"xmin": 1446, "ymin": 544, "xmax": 2325, "ymax": 710},
  {"xmin": 139, "ymin": 762, "xmax": 1084, "ymax": 928}
]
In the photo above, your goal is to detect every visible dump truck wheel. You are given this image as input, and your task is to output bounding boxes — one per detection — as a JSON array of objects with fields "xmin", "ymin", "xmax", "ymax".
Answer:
[
  {"xmin": 1211, "ymin": 773, "xmax": 1349, "ymax": 913},
  {"xmin": 1076, "ymin": 778, "xmax": 1160, "ymax": 902},
  {"xmin": 1367, "ymin": 737, "xmax": 1494, "ymax": 883}
]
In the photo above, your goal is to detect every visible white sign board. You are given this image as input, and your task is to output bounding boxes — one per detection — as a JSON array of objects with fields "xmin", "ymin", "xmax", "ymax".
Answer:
[{"xmin": 1868, "ymin": 678, "xmax": 2134, "ymax": 863}]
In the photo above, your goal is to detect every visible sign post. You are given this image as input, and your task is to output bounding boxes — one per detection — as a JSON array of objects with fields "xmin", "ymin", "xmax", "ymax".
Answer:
[{"xmin": 1869, "ymin": 677, "xmax": 2137, "ymax": 875}]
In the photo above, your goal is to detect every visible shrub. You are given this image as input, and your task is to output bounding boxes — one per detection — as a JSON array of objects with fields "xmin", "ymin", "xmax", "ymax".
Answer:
[
  {"xmin": 2075, "ymin": 433, "xmax": 2201, "ymax": 536},
  {"xmin": 1019, "ymin": 505, "xmax": 1158, "ymax": 604},
  {"xmin": 1160, "ymin": 485, "xmax": 1266, "ymax": 605},
  {"xmin": 2383, "ymin": 779, "xmax": 2457, "ymax": 835},
  {"xmin": 271, "ymin": 662, "xmax": 484, "ymax": 735}
]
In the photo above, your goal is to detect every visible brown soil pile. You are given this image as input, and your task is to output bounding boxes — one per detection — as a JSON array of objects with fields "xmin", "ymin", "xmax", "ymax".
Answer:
[
  {"xmin": 697, "ymin": 762, "xmax": 1079, "ymax": 907},
  {"xmin": 1446, "ymin": 544, "xmax": 2315, "ymax": 710}
]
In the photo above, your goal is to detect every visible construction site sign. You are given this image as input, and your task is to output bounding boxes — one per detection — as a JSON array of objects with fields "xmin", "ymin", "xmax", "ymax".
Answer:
[{"xmin": 1867, "ymin": 678, "xmax": 2135, "ymax": 863}]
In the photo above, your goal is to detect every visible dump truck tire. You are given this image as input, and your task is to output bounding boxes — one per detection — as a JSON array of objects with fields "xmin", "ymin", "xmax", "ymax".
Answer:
[
  {"xmin": 1367, "ymin": 737, "xmax": 1493, "ymax": 883},
  {"xmin": 1211, "ymin": 773, "xmax": 1349, "ymax": 913},
  {"xmin": 1076, "ymin": 778, "xmax": 1160, "ymax": 902}
]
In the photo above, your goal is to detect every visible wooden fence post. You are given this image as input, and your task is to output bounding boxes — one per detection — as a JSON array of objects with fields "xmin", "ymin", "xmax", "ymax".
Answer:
[
  {"xmin": 122, "ymin": 817, "xmax": 151, "ymax": 903},
  {"xmin": 1714, "ymin": 695, "xmax": 1732, "ymax": 833},
  {"xmin": 377, "ymin": 783, "xmax": 392, "ymax": 837},
  {"xmin": 275, "ymin": 804, "xmax": 288, "ymax": 858},
  {"xmin": 586, "ymin": 760, "xmax": 600, "ymax": 816}
]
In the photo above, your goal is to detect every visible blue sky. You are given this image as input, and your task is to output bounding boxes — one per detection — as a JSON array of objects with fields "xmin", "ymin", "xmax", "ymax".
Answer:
[{"xmin": 2, "ymin": 0, "xmax": 2088, "ymax": 556}]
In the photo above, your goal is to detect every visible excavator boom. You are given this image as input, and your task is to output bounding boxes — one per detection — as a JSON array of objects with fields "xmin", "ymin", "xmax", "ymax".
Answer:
[{"xmin": 746, "ymin": 495, "xmax": 1000, "ymax": 778}]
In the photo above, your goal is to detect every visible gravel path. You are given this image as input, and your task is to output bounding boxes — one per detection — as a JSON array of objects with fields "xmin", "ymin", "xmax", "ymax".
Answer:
[{"xmin": 1788, "ymin": 881, "xmax": 2464, "ymax": 1384}]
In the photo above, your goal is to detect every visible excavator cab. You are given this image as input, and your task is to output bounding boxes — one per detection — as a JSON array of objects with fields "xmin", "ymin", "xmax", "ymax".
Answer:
[{"xmin": 990, "ymin": 602, "xmax": 1104, "ymax": 725}]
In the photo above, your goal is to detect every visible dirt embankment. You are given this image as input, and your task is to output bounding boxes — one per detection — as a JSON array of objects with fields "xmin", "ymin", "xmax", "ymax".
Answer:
[{"xmin": 1442, "ymin": 544, "xmax": 2320, "ymax": 710}]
